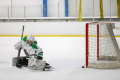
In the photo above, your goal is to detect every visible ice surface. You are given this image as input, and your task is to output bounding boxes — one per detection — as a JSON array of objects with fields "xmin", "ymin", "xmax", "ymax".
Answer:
[{"xmin": 0, "ymin": 37, "xmax": 120, "ymax": 80}]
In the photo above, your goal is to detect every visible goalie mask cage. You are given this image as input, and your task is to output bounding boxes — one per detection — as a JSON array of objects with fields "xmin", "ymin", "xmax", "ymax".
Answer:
[{"xmin": 86, "ymin": 22, "xmax": 120, "ymax": 69}]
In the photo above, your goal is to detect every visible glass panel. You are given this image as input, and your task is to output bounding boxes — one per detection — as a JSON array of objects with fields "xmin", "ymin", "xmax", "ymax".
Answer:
[
  {"xmin": 26, "ymin": 6, "xmax": 42, "ymax": 17},
  {"xmin": 0, "ymin": 7, "xmax": 8, "ymax": 17},
  {"xmin": 12, "ymin": 6, "xmax": 24, "ymax": 17},
  {"xmin": 59, "ymin": 1, "xmax": 65, "ymax": 17},
  {"xmin": 47, "ymin": 4, "xmax": 58, "ymax": 17}
]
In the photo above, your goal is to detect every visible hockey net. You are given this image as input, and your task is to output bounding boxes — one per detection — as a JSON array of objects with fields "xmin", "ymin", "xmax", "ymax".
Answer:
[{"xmin": 86, "ymin": 22, "xmax": 120, "ymax": 69}]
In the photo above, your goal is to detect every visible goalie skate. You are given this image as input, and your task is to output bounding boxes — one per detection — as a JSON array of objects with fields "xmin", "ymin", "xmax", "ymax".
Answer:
[{"xmin": 43, "ymin": 66, "xmax": 53, "ymax": 71}]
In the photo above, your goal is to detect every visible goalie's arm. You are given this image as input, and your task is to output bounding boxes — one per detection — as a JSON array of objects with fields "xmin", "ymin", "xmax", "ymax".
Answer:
[{"xmin": 14, "ymin": 40, "xmax": 23, "ymax": 50}]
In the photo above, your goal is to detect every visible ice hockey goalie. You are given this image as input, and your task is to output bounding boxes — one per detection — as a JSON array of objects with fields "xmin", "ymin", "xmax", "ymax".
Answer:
[{"xmin": 13, "ymin": 34, "xmax": 52, "ymax": 71}]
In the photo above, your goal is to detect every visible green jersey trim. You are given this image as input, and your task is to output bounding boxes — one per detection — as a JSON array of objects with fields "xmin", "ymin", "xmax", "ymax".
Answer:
[
  {"xmin": 23, "ymin": 36, "xmax": 27, "ymax": 42},
  {"xmin": 31, "ymin": 42, "xmax": 38, "ymax": 49},
  {"xmin": 38, "ymin": 54, "xmax": 43, "ymax": 56}
]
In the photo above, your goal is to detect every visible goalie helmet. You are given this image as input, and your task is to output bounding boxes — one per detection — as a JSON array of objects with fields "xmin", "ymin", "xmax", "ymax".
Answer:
[{"xmin": 27, "ymin": 34, "xmax": 35, "ymax": 42}]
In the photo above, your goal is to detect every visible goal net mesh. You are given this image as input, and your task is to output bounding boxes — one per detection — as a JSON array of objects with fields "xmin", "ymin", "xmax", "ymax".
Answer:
[{"xmin": 86, "ymin": 23, "xmax": 120, "ymax": 69}]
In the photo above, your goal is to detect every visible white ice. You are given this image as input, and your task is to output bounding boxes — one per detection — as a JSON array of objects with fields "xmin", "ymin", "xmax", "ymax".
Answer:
[{"xmin": 0, "ymin": 37, "xmax": 120, "ymax": 80}]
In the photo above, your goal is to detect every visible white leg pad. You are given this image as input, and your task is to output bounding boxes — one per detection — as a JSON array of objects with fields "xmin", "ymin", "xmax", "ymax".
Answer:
[{"xmin": 28, "ymin": 60, "xmax": 46, "ymax": 70}]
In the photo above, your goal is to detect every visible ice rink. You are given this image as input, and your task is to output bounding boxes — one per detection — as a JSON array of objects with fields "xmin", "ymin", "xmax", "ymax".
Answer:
[{"xmin": 0, "ymin": 37, "xmax": 120, "ymax": 80}]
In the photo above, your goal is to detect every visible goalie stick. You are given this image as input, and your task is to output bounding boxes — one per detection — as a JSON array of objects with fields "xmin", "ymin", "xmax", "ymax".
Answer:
[{"xmin": 16, "ymin": 25, "xmax": 25, "ymax": 68}]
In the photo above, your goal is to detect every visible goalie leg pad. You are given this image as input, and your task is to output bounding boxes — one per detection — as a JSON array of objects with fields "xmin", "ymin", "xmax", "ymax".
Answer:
[{"xmin": 28, "ymin": 59, "xmax": 46, "ymax": 70}]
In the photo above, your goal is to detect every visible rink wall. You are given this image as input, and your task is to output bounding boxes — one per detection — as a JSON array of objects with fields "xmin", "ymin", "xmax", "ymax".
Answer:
[{"xmin": 0, "ymin": 22, "xmax": 120, "ymax": 37}]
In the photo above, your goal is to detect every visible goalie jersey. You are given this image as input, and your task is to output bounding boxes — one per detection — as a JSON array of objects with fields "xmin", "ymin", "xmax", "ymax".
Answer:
[{"xmin": 14, "ymin": 36, "xmax": 43, "ymax": 58}]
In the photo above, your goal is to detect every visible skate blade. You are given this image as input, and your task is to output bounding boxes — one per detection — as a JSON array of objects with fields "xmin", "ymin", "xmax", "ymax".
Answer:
[{"xmin": 43, "ymin": 67, "xmax": 54, "ymax": 71}]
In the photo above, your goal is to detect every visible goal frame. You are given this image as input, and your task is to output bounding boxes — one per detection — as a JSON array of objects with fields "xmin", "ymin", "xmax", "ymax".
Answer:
[{"xmin": 85, "ymin": 22, "xmax": 120, "ymax": 69}]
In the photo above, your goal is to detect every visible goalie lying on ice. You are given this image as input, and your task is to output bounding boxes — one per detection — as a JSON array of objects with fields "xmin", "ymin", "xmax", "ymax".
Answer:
[{"xmin": 14, "ymin": 34, "xmax": 51, "ymax": 71}]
